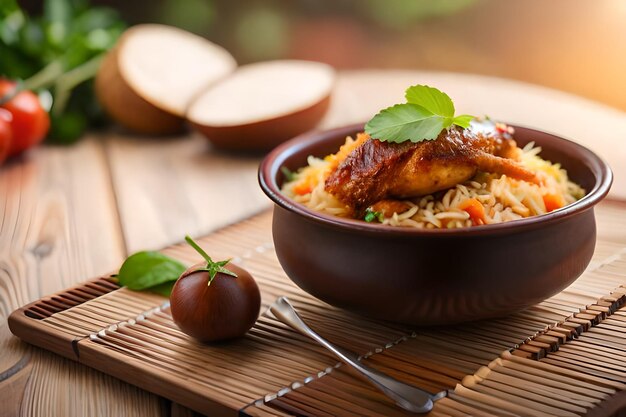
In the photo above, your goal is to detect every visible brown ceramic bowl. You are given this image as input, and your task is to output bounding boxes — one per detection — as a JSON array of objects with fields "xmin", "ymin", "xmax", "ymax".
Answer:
[{"xmin": 258, "ymin": 123, "xmax": 613, "ymax": 325}]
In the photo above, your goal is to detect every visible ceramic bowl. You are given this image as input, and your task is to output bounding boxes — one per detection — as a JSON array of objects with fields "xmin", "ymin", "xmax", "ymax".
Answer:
[{"xmin": 258, "ymin": 123, "xmax": 612, "ymax": 325}]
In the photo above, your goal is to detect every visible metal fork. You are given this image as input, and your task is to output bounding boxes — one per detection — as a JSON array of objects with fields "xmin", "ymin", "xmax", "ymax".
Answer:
[{"xmin": 269, "ymin": 296, "xmax": 445, "ymax": 413}]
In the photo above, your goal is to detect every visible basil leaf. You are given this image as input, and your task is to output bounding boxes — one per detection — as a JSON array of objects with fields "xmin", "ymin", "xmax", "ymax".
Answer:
[
  {"xmin": 405, "ymin": 85, "xmax": 455, "ymax": 117},
  {"xmin": 365, "ymin": 103, "xmax": 450, "ymax": 143},
  {"xmin": 146, "ymin": 281, "xmax": 176, "ymax": 297},
  {"xmin": 453, "ymin": 114, "xmax": 473, "ymax": 129},
  {"xmin": 117, "ymin": 251, "xmax": 186, "ymax": 291}
]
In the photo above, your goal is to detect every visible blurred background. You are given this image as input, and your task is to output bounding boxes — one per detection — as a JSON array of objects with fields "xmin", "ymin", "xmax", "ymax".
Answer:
[{"xmin": 53, "ymin": 0, "xmax": 626, "ymax": 112}]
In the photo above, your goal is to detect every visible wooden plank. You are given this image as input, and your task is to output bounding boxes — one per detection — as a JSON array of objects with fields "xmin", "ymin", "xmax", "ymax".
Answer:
[
  {"xmin": 0, "ymin": 137, "xmax": 162, "ymax": 416},
  {"xmin": 103, "ymin": 132, "xmax": 271, "ymax": 253}
]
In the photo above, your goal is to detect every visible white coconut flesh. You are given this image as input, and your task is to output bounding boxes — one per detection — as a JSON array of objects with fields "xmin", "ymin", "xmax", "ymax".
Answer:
[
  {"xmin": 187, "ymin": 60, "xmax": 335, "ymax": 127},
  {"xmin": 118, "ymin": 24, "xmax": 236, "ymax": 117}
]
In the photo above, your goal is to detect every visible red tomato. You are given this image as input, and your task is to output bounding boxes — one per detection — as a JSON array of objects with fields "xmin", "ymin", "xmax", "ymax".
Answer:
[
  {"xmin": 0, "ymin": 109, "xmax": 12, "ymax": 163},
  {"xmin": 0, "ymin": 79, "xmax": 50, "ymax": 157}
]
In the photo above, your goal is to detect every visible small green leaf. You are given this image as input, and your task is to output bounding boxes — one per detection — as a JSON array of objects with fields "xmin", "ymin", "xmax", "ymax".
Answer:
[
  {"xmin": 280, "ymin": 166, "xmax": 296, "ymax": 182},
  {"xmin": 117, "ymin": 251, "xmax": 186, "ymax": 291},
  {"xmin": 364, "ymin": 209, "xmax": 383, "ymax": 223},
  {"xmin": 365, "ymin": 103, "xmax": 450, "ymax": 143},
  {"xmin": 216, "ymin": 266, "xmax": 237, "ymax": 278},
  {"xmin": 193, "ymin": 265, "xmax": 238, "ymax": 285},
  {"xmin": 365, "ymin": 85, "xmax": 475, "ymax": 144},
  {"xmin": 405, "ymin": 85, "xmax": 455, "ymax": 117},
  {"xmin": 147, "ymin": 281, "xmax": 176, "ymax": 297},
  {"xmin": 453, "ymin": 114, "xmax": 474, "ymax": 129}
]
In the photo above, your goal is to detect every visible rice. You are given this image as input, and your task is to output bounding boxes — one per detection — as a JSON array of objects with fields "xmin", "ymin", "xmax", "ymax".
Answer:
[{"xmin": 282, "ymin": 135, "xmax": 585, "ymax": 229}]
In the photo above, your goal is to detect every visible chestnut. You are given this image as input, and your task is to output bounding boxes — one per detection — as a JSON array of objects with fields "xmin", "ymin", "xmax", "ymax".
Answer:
[{"xmin": 170, "ymin": 236, "xmax": 261, "ymax": 342}]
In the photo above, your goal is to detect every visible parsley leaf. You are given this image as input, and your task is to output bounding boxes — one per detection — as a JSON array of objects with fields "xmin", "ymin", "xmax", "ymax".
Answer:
[
  {"xmin": 364, "ymin": 85, "xmax": 474, "ymax": 144},
  {"xmin": 364, "ymin": 209, "xmax": 383, "ymax": 223}
]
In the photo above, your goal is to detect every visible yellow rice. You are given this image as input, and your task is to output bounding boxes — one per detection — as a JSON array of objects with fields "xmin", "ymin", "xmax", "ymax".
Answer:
[{"xmin": 282, "ymin": 135, "xmax": 585, "ymax": 229}]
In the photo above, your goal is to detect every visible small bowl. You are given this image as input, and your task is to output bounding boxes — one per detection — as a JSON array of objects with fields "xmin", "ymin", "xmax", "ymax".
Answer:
[{"xmin": 258, "ymin": 123, "xmax": 613, "ymax": 325}]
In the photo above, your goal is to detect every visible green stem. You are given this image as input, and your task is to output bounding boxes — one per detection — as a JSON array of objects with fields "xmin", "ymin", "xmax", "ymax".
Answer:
[
  {"xmin": 22, "ymin": 59, "xmax": 65, "ymax": 91},
  {"xmin": 55, "ymin": 54, "xmax": 103, "ymax": 91},
  {"xmin": 52, "ymin": 54, "xmax": 104, "ymax": 116},
  {"xmin": 185, "ymin": 236, "xmax": 213, "ymax": 264}
]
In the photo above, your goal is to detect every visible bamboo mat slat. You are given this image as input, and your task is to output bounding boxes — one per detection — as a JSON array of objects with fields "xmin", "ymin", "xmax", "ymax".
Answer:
[{"xmin": 8, "ymin": 204, "xmax": 626, "ymax": 417}]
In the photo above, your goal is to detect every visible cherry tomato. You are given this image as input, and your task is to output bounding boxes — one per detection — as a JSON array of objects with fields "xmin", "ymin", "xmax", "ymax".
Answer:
[
  {"xmin": 0, "ymin": 79, "xmax": 50, "ymax": 157},
  {"xmin": 0, "ymin": 109, "xmax": 12, "ymax": 164}
]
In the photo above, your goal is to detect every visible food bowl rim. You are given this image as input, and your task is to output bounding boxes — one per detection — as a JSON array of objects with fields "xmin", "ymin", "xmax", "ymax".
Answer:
[{"xmin": 258, "ymin": 122, "xmax": 613, "ymax": 237}]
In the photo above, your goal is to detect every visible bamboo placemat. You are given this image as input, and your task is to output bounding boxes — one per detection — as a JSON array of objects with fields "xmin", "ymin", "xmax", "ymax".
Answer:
[{"xmin": 8, "ymin": 203, "xmax": 626, "ymax": 417}]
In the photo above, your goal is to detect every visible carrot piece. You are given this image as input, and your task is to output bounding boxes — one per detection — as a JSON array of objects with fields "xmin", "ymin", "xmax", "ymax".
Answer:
[
  {"xmin": 293, "ymin": 175, "xmax": 316, "ymax": 195},
  {"xmin": 543, "ymin": 192, "xmax": 565, "ymax": 212},
  {"xmin": 293, "ymin": 181, "xmax": 313, "ymax": 195},
  {"xmin": 458, "ymin": 198, "xmax": 486, "ymax": 225}
]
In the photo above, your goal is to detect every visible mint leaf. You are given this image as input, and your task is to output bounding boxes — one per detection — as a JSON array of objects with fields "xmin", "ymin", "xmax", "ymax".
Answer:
[
  {"xmin": 453, "ymin": 115, "xmax": 473, "ymax": 129},
  {"xmin": 405, "ymin": 85, "xmax": 455, "ymax": 117},
  {"xmin": 366, "ymin": 85, "xmax": 475, "ymax": 144},
  {"xmin": 365, "ymin": 103, "xmax": 450, "ymax": 143},
  {"xmin": 118, "ymin": 251, "xmax": 186, "ymax": 291}
]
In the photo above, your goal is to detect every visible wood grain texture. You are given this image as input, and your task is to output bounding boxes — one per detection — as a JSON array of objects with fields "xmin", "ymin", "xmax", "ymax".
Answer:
[
  {"xmin": 103, "ymin": 131, "xmax": 271, "ymax": 253},
  {"xmin": 0, "ymin": 138, "xmax": 162, "ymax": 416},
  {"xmin": 2, "ymin": 70, "xmax": 626, "ymax": 417}
]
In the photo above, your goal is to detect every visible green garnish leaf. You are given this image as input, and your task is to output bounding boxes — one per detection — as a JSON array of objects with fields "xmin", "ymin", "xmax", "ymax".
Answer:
[
  {"xmin": 364, "ymin": 209, "xmax": 383, "ymax": 223},
  {"xmin": 185, "ymin": 236, "xmax": 238, "ymax": 286},
  {"xmin": 117, "ymin": 251, "xmax": 186, "ymax": 291},
  {"xmin": 147, "ymin": 281, "xmax": 176, "ymax": 297},
  {"xmin": 365, "ymin": 85, "xmax": 474, "ymax": 144},
  {"xmin": 405, "ymin": 85, "xmax": 455, "ymax": 117},
  {"xmin": 281, "ymin": 166, "xmax": 296, "ymax": 182},
  {"xmin": 365, "ymin": 103, "xmax": 449, "ymax": 143},
  {"xmin": 452, "ymin": 114, "xmax": 474, "ymax": 129}
]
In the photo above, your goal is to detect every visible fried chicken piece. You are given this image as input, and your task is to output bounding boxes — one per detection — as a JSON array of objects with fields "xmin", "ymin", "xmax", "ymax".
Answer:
[{"xmin": 325, "ymin": 121, "xmax": 539, "ymax": 211}]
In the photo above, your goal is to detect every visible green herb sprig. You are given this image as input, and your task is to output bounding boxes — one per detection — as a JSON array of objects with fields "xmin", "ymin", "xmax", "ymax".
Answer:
[
  {"xmin": 364, "ymin": 208, "xmax": 383, "ymax": 223},
  {"xmin": 364, "ymin": 85, "xmax": 473, "ymax": 144},
  {"xmin": 117, "ymin": 251, "xmax": 186, "ymax": 297},
  {"xmin": 280, "ymin": 166, "xmax": 296, "ymax": 182}
]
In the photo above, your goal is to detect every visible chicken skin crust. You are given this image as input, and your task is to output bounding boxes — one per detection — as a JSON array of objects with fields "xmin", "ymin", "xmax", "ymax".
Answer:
[{"xmin": 325, "ymin": 124, "xmax": 539, "ymax": 212}]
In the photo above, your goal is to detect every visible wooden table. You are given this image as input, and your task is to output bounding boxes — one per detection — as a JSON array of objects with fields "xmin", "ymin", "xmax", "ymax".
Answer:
[{"xmin": 1, "ymin": 70, "xmax": 625, "ymax": 417}]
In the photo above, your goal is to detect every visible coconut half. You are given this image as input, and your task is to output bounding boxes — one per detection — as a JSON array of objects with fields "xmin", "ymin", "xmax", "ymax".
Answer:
[
  {"xmin": 96, "ymin": 24, "xmax": 236, "ymax": 135},
  {"xmin": 187, "ymin": 60, "xmax": 335, "ymax": 151}
]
